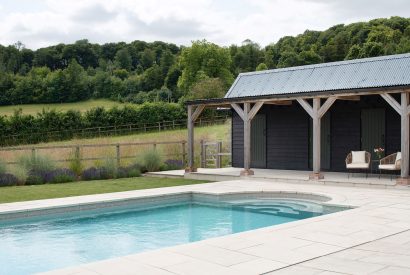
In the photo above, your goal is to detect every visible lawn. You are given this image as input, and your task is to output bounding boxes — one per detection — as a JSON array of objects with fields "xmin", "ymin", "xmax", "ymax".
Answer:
[
  {"xmin": 0, "ymin": 177, "xmax": 209, "ymax": 204},
  {"xmin": 0, "ymin": 99, "xmax": 136, "ymax": 116}
]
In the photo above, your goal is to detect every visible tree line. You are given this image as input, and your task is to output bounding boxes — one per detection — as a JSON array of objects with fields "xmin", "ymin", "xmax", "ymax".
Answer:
[{"xmin": 0, "ymin": 16, "xmax": 410, "ymax": 106}]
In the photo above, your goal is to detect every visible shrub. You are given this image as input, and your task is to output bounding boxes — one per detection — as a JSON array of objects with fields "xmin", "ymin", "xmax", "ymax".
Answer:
[
  {"xmin": 69, "ymin": 152, "xmax": 83, "ymax": 176},
  {"xmin": 101, "ymin": 157, "xmax": 118, "ymax": 178},
  {"xmin": 141, "ymin": 149, "xmax": 162, "ymax": 172},
  {"xmin": 116, "ymin": 164, "xmax": 142, "ymax": 178},
  {"xmin": 162, "ymin": 159, "xmax": 184, "ymax": 170},
  {"xmin": 81, "ymin": 167, "xmax": 111, "ymax": 181},
  {"xmin": 0, "ymin": 173, "xmax": 19, "ymax": 187},
  {"xmin": 25, "ymin": 171, "xmax": 45, "ymax": 185},
  {"xmin": 46, "ymin": 168, "xmax": 77, "ymax": 183},
  {"xmin": 18, "ymin": 154, "xmax": 55, "ymax": 174}
]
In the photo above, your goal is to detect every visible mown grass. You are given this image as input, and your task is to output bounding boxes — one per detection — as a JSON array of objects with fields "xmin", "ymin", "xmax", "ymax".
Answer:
[
  {"xmin": 0, "ymin": 99, "xmax": 136, "ymax": 116},
  {"xmin": 0, "ymin": 177, "xmax": 209, "ymax": 204}
]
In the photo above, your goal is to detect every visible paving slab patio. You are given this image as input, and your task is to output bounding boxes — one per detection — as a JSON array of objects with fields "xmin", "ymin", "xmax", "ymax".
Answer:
[{"xmin": 2, "ymin": 179, "xmax": 410, "ymax": 274}]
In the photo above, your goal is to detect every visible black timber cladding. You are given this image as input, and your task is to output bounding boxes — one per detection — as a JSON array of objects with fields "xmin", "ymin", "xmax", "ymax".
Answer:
[{"xmin": 231, "ymin": 95, "xmax": 402, "ymax": 172}]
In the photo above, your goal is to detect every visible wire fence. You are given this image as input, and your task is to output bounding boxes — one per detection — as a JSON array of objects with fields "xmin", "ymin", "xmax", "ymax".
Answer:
[{"xmin": 0, "ymin": 115, "xmax": 230, "ymax": 147}]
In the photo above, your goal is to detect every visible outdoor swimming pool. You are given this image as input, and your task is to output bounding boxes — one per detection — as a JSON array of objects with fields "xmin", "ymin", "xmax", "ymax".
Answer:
[{"xmin": 0, "ymin": 194, "xmax": 344, "ymax": 275}]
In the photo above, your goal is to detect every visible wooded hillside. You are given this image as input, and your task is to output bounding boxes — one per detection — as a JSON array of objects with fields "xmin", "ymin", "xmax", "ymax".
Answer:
[{"xmin": 0, "ymin": 16, "xmax": 409, "ymax": 106}]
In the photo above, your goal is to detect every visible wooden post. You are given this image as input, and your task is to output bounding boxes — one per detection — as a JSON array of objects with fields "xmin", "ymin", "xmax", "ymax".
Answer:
[
  {"xmin": 243, "ymin": 103, "xmax": 252, "ymax": 175},
  {"xmin": 31, "ymin": 148, "xmax": 36, "ymax": 160},
  {"xmin": 186, "ymin": 105, "xmax": 195, "ymax": 172},
  {"xmin": 312, "ymin": 98, "xmax": 321, "ymax": 177},
  {"xmin": 75, "ymin": 146, "xmax": 80, "ymax": 160},
  {"xmin": 185, "ymin": 104, "xmax": 204, "ymax": 173},
  {"xmin": 116, "ymin": 144, "xmax": 121, "ymax": 167},
  {"xmin": 200, "ymin": 140, "xmax": 205, "ymax": 168},
  {"xmin": 216, "ymin": 141, "xmax": 222, "ymax": 168},
  {"xmin": 181, "ymin": 141, "xmax": 186, "ymax": 166},
  {"xmin": 380, "ymin": 92, "xmax": 410, "ymax": 184},
  {"xmin": 231, "ymin": 102, "xmax": 264, "ymax": 176},
  {"xmin": 401, "ymin": 92, "xmax": 409, "ymax": 180},
  {"xmin": 297, "ymin": 97, "xmax": 336, "ymax": 180}
]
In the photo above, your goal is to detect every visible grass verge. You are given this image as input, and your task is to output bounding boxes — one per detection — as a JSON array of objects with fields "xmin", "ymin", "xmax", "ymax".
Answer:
[{"xmin": 0, "ymin": 177, "xmax": 209, "ymax": 204}]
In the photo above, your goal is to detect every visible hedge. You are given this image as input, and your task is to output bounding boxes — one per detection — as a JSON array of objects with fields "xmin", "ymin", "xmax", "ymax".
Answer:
[{"xmin": 0, "ymin": 102, "xmax": 186, "ymax": 145}]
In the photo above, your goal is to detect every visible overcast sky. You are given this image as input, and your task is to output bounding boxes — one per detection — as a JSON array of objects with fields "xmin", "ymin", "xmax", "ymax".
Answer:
[{"xmin": 0, "ymin": 0, "xmax": 409, "ymax": 49}]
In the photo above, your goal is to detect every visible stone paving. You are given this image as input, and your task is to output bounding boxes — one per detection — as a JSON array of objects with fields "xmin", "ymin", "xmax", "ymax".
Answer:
[{"xmin": 2, "ymin": 179, "xmax": 410, "ymax": 275}]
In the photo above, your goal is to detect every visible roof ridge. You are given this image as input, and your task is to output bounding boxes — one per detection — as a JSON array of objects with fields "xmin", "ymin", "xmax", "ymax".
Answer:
[{"xmin": 239, "ymin": 53, "xmax": 410, "ymax": 77}]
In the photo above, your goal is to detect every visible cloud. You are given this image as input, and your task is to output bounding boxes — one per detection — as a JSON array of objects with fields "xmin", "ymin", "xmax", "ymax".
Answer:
[
  {"xmin": 71, "ymin": 4, "xmax": 118, "ymax": 23},
  {"xmin": 0, "ymin": 0, "xmax": 409, "ymax": 49}
]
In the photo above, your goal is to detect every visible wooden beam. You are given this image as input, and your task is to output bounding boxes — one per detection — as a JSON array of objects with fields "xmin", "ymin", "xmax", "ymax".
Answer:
[
  {"xmin": 336, "ymin": 95, "xmax": 360, "ymax": 101},
  {"xmin": 296, "ymin": 98, "xmax": 314, "ymax": 118},
  {"xmin": 231, "ymin": 103, "xmax": 245, "ymax": 121},
  {"xmin": 264, "ymin": 101, "xmax": 292, "ymax": 105},
  {"xmin": 248, "ymin": 102, "xmax": 264, "ymax": 121},
  {"xmin": 191, "ymin": 105, "xmax": 205, "ymax": 122},
  {"xmin": 380, "ymin": 93, "xmax": 401, "ymax": 114},
  {"xmin": 318, "ymin": 97, "xmax": 337, "ymax": 118},
  {"xmin": 188, "ymin": 88, "xmax": 406, "ymax": 108}
]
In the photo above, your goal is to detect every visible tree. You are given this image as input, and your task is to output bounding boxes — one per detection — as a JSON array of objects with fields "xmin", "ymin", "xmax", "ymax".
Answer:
[
  {"xmin": 256, "ymin": 63, "xmax": 268, "ymax": 71},
  {"xmin": 187, "ymin": 77, "xmax": 226, "ymax": 100},
  {"xmin": 64, "ymin": 59, "xmax": 89, "ymax": 101},
  {"xmin": 178, "ymin": 40, "xmax": 234, "ymax": 95},
  {"xmin": 114, "ymin": 48, "xmax": 132, "ymax": 70}
]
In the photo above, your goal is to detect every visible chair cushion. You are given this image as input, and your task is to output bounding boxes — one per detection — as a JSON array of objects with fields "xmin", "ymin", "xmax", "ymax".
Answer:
[
  {"xmin": 396, "ymin": 152, "xmax": 401, "ymax": 162},
  {"xmin": 347, "ymin": 163, "xmax": 369, "ymax": 169},
  {"xmin": 352, "ymin": 151, "xmax": 366, "ymax": 164},
  {"xmin": 379, "ymin": 164, "xmax": 399, "ymax": 170}
]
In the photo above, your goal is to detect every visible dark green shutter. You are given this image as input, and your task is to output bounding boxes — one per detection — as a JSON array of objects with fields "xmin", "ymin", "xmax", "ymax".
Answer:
[{"xmin": 361, "ymin": 108, "xmax": 385, "ymax": 159}]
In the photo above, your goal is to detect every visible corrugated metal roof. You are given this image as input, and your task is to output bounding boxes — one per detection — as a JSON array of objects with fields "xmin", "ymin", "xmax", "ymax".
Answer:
[{"xmin": 224, "ymin": 53, "xmax": 410, "ymax": 99}]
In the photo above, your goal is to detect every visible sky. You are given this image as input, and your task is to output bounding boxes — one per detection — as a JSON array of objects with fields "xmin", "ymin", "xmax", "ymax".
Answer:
[{"xmin": 0, "ymin": 0, "xmax": 409, "ymax": 49}]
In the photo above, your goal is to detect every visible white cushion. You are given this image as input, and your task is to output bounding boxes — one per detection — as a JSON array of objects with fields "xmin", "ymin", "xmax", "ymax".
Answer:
[
  {"xmin": 379, "ymin": 164, "xmax": 399, "ymax": 170},
  {"xmin": 347, "ymin": 163, "xmax": 369, "ymax": 169},
  {"xmin": 396, "ymin": 152, "xmax": 401, "ymax": 162},
  {"xmin": 352, "ymin": 151, "xmax": 366, "ymax": 164}
]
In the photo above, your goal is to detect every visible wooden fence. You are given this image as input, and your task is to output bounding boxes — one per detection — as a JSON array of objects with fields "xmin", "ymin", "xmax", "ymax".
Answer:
[
  {"xmin": 0, "ymin": 115, "xmax": 229, "ymax": 147},
  {"xmin": 0, "ymin": 141, "xmax": 187, "ymax": 167}
]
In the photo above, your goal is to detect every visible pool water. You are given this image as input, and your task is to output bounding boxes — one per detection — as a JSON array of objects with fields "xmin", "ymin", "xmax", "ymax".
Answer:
[{"xmin": 0, "ymin": 198, "xmax": 332, "ymax": 275}]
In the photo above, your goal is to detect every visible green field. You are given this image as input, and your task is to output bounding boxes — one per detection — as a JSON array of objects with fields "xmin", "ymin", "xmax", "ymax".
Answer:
[
  {"xmin": 0, "ymin": 177, "xmax": 208, "ymax": 203},
  {"xmin": 0, "ymin": 99, "xmax": 136, "ymax": 116}
]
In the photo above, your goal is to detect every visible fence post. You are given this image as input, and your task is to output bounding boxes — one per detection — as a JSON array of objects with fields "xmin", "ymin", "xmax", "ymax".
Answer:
[
  {"xmin": 173, "ymin": 120, "xmax": 175, "ymax": 129},
  {"xmin": 158, "ymin": 122, "xmax": 161, "ymax": 132},
  {"xmin": 116, "ymin": 144, "xmax": 121, "ymax": 166},
  {"xmin": 144, "ymin": 124, "xmax": 147, "ymax": 132},
  {"xmin": 200, "ymin": 140, "xmax": 205, "ymax": 168},
  {"xmin": 31, "ymin": 148, "xmax": 36, "ymax": 160},
  {"xmin": 182, "ymin": 141, "xmax": 186, "ymax": 166},
  {"xmin": 153, "ymin": 143, "xmax": 157, "ymax": 150},
  {"xmin": 75, "ymin": 146, "xmax": 80, "ymax": 160},
  {"xmin": 216, "ymin": 141, "xmax": 222, "ymax": 168}
]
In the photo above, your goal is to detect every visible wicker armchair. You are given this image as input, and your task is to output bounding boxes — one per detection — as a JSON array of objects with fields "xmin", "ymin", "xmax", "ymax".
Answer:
[
  {"xmin": 345, "ymin": 151, "xmax": 371, "ymax": 178},
  {"xmin": 379, "ymin": 152, "xmax": 401, "ymax": 172}
]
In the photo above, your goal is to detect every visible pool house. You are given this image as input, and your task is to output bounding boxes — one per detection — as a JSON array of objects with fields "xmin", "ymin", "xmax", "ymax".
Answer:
[{"xmin": 185, "ymin": 53, "xmax": 410, "ymax": 184}]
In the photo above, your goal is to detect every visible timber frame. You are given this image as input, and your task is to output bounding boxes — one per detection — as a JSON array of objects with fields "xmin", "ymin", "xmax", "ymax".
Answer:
[{"xmin": 185, "ymin": 88, "xmax": 410, "ymax": 184}]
